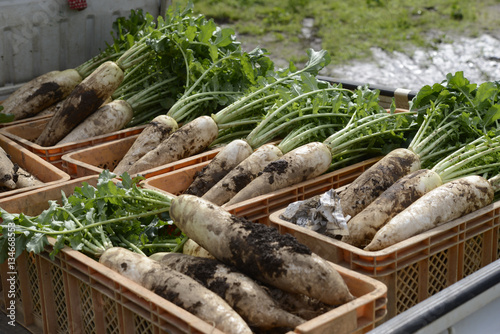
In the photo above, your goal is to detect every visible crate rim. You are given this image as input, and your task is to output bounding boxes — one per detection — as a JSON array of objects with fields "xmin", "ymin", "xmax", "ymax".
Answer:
[{"xmin": 269, "ymin": 199, "xmax": 500, "ymax": 270}]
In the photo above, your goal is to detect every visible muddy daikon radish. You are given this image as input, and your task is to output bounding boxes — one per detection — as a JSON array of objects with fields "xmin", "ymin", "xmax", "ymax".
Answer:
[
  {"xmin": 224, "ymin": 142, "xmax": 331, "ymax": 207},
  {"xmin": 1, "ymin": 69, "xmax": 82, "ymax": 120},
  {"xmin": 57, "ymin": 100, "xmax": 133, "ymax": 144},
  {"xmin": 113, "ymin": 115, "xmax": 178, "ymax": 175},
  {"xmin": 150, "ymin": 252, "xmax": 306, "ymax": 330},
  {"xmin": 365, "ymin": 175, "xmax": 494, "ymax": 251},
  {"xmin": 127, "ymin": 116, "xmax": 218, "ymax": 175},
  {"xmin": 99, "ymin": 247, "xmax": 252, "ymax": 334},
  {"xmin": 339, "ymin": 148, "xmax": 421, "ymax": 218},
  {"xmin": 36, "ymin": 61, "xmax": 124, "ymax": 146},
  {"xmin": 202, "ymin": 144, "xmax": 283, "ymax": 206},
  {"xmin": 14, "ymin": 166, "xmax": 44, "ymax": 189},
  {"xmin": 183, "ymin": 139, "xmax": 253, "ymax": 197},
  {"xmin": 170, "ymin": 194, "xmax": 354, "ymax": 306},
  {"xmin": 342, "ymin": 169, "xmax": 443, "ymax": 247}
]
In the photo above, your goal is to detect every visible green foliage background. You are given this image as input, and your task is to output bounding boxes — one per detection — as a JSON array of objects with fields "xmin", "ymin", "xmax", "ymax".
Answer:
[{"xmin": 170, "ymin": 0, "xmax": 500, "ymax": 66}]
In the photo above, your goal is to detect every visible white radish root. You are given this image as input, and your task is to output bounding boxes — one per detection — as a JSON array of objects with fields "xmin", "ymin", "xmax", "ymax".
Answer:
[
  {"xmin": 56, "ymin": 100, "xmax": 133, "ymax": 145},
  {"xmin": 202, "ymin": 143, "xmax": 283, "ymax": 206},
  {"xmin": 223, "ymin": 142, "xmax": 332, "ymax": 207},
  {"xmin": 150, "ymin": 252, "xmax": 306, "ymax": 330},
  {"xmin": 113, "ymin": 115, "xmax": 178, "ymax": 175},
  {"xmin": 13, "ymin": 166, "xmax": 44, "ymax": 189},
  {"xmin": 99, "ymin": 247, "xmax": 252, "ymax": 334},
  {"xmin": 364, "ymin": 175, "xmax": 494, "ymax": 251},
  {"xmin": 342, "ymin": 169, "xmax": 443, "ymax": 248},
  {"xmin": 1, "ymin": 69, "xmax": 82, "ymax": 120},
  {"xmin": 0, "ymin": 147, "xmax": 16, "ymax": 189},
  {"xmin": 339, "ymin": 148, "xmax": 421, "ymax": 218},
  {"xmin": 38, "ymin": 95, "xmax": 113, "ymax": 118},
  {"xmin": 183, "ymin": 139, "xmax": 253, "ymax": 197},
  {"xmin": 36, "ymin": 61, "xmax": 124, "ymax": 146},
  {"xmin": 127, "ymin": 116, "xmax": 219, "ymax": 175},
  {"xmin": 170, "ymin": 194, "xmax": 355, "ymax": 306}
]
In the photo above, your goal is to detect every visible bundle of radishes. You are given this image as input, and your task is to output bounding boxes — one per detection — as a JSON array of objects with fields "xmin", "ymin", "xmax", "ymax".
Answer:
[
  {"xmin": 151, "ymin": 82, "xmax": 417, "ymax": 207},
  {"xmin": 282, "ymin": 72, "xmax": 500, "ymax": 251},
  {"xmin": 1, "ymin": 5, "xmax": 271, "ymax": 149},
  {"xmin": 0, "ymin": 171, "xmax": 354, "ymax": 333},
  {"xmin": 100, "ymin": 193, "xmax": 355, "ymax": 333}
]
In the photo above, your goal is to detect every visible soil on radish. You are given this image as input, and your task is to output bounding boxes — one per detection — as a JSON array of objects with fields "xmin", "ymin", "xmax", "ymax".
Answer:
[
  {"xmin": 261, "ymin": 160, "xmax": 288, "ymax": 184},
  {"xmin": 228, "ymin": 215, "xmax": 311, "ymax": 280},
  {"xmin": 100, "ymin": 158, "xmax": 121, "ymax": 171},
  {"xmin": 226, "ymin": 167, "xmax": 254, "ymax": 192},
  {"xmin": 372, "ymin": 169, "xmax": 434, "ymax": 218},
  {"xmin": 153, "ymin": 121, "xmax": 177, "ymax": 137},
  {"xmin": 60, "ymin": 88, "xmax": 104, "ymax": 128},
  {"xmin": 184, "ymin": 161, "xmax": 229, "ymax": 196},
  {"xmin": 26, "ymin": 82, "xmax": 64, "ymax": 102},
  {"xmin": 174, "ymin": 257, "xmax": 232, "ymax": 297},
  {"xmin": 0, "ymin": 172, "xmax": 15, "ymax": 188}
]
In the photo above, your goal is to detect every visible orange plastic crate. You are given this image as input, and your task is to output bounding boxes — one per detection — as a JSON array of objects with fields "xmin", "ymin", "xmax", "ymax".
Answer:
[
  {"xmin": 60, "ymin": 135, "xmax": 224, "ymax": 179},
  {"xmin": 0, "ymin": 134, "xmax": 70, "ymax": 198},
  {"xmin": 0, "ymin": 113, "xmax": 53, "ymax": 129},
  {"xmin": 0, "ymin": 176, "xmax": 387, "ymax": 334},
  {"xmin": 145, "ymin": 155, "xmax": 500, "ymax": 322},
  {"xmin": 0, "ymin": 118, "xmax": 145, "ymax": 169},
  {"xmin": 268, "ymin": 200, "xmax": 500, "ymax": 322}
]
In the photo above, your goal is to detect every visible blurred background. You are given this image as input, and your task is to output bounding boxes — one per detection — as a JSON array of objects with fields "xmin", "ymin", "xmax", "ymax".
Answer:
[{"xmin": 168, "ymin": 0, "xmax": 500, "ymax": 91}]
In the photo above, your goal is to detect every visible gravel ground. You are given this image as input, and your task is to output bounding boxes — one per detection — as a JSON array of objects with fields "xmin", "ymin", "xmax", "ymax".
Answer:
[
  {"xmin": 327, "ymin": 33, "xmax": 500, "ymax": 91},
  {"xmin": 238, "ymin": 26, "xmax": 500, "ymax": 93}
]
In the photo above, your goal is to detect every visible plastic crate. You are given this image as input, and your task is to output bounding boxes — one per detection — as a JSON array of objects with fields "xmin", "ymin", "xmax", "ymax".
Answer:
[
  {"xmin": 268, "ymin": 200, "xmax": 500, "ymax": 322},
  {"xmin": 143, "ymin": 156, "xmax": 382, "ymax": 222},
  {"xmin": 60, "ymin": 135, "xmax": 225, "ymax": 179},
  {"xmin": 0, "ymin": 176, "xmax": 388, "ymax": 334},
  {"xmin": 0, "ymin": 118, "xmax": 145, "ymax": 169},
  {"xmin": 0, "ymin": 134, "xmax": 70, "ymax": 199},
  {"xmin": 0, "ymin": 113, "xmax": 53, "ymax": 129}
]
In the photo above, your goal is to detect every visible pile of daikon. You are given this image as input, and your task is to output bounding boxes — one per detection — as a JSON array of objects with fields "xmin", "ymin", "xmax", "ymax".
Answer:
[
  {"xmin": 0, "ymin": 171, "xmax": 354, "ymax": 333},
  {"xmin": 282, "ymin": 72, "xmax": 500, "ymax": 251}
]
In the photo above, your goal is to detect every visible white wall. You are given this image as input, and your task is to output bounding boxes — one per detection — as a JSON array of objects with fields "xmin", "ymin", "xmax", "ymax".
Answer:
[{"xmin": 0, "ymin": 0, "xmax": 162, "ymax": 99}]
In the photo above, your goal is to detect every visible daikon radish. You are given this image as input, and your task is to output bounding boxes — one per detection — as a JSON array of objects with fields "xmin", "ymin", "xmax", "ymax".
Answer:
[
  {"xmin": 224, "ymin": 142, "xmax": 332, "ymax": 207},
  {"xmin": 1, "ymin": 69, "xmax": 82, "ymax": 120},
  {"xmin": 150, "ymin": 252, "xmax": 305, "ymax": 330},
  {"xmin": 56, "ymin": 100, "xmax": 133, "ymax": 144},
  {"xmin": 354, "ymin": 133, "xmax": 500, "ymax": 249},
  {"xmin": 364, "ymin": 175, "xmax": 494, "ymax": 251},
  {"xmin": 183, "ymin": 139, "xmax": 253, "ymax": 197},
  {"xmin": 202, "ymin": 144, "xmax": 283, "ymax": 206},
  {"xmin": 170, "ymin": 194, "xmax": 355, "ymax": 306},
  {"xmin": 36, "ymin": 61, "xmax": 124, "ymax": 146},
  {"xmin": 127, "ymin": 116, "xmax": 218, "ymax": 175},
  {"xmin": 113, "ymin": 115, "xmax": 179, "ymax": 175},
  {"xmin": 14, "ymin": 166, "xmax": 44, "ymax": 189},
  {"xmin": 99, "ymin": 247, "xmax": 252, "ymax": 334},
  {"xmin": 342, "ymin": 169, "xmax": 442, "ymax": 247},
  {"xmin": 339, "ymin": 148, "xmax": 421, "ymax": 218}
]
